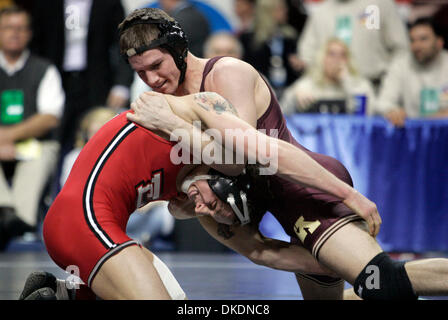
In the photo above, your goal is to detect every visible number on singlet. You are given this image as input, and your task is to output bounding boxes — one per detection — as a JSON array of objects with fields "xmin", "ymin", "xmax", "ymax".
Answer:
[{"xmin": 135, "ymin": 170, "xmax": 162, "ymax": 208}]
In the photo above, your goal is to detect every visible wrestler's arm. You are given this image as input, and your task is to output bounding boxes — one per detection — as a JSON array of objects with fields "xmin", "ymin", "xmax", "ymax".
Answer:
[
  {"xmin": 127, "ymin": 92, "xmax": 381, "ymax": 236},
  {"xmin": 164, "ymin": 194, "xmax": 334, "ymax": 274},
  {"xmin": 197, "ymin": 216, "xmax": 335, "ymax": 276},
  {"xmin": 202, "ymin": 58, "xmax": 258, "ymax": 128}
]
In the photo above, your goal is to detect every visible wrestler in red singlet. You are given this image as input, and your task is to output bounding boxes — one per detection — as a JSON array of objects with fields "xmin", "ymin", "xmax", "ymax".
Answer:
[
  {"xmin": 201, "ymin": 57, "xmax": 363, "ymax": 259},
  {"xmin": 43, "ymin": 111, "xmax": 183, "ymax": 286}
]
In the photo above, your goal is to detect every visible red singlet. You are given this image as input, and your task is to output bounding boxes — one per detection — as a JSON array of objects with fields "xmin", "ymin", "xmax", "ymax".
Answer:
[{"xmin": 43, "ymin": 111, "xmax": 183, "ymax": 286}]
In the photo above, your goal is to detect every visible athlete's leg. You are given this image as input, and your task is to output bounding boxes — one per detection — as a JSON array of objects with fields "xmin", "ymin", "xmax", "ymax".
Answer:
[
  {"xmin": 317, "ymin": 221, "xmax": 382, "ymax": 284},
  {"xmin": 343, "ymin": 287, "xmax": 362, "ymax": 300},
  {"xmin": 140, "ymin": 247, "xmax": 188, "ymax": 299},
  {"xmin": 405, "ymin": 259, "xmax": 448, "ymax": 296},
  {"xmin": 294, "ymin": 273, "xmax": 344, "ymax": 300},
  {"xmin": 318, "ymin": 220, "xmax": 448, "ymax": 298},
  {"xmin": 90, "ymin": 245, "xmax": 171, "ymax": 300}
]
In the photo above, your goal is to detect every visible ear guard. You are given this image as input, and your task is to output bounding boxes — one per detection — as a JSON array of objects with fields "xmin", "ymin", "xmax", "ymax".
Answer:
[
  {"xmin": 118, "ymin": 9, "xmax": 189, "ymax": 84},
  {"xmin": 180, "ymin": 169, "xmax": 252, "ymax": 225},
  {"xmin": 207, "ymin": 169, "xmax": 252, "ymax": 226}
]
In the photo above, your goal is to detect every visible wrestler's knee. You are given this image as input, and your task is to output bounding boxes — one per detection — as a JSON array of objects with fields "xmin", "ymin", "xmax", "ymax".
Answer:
[{"xmin": 353, "ymin": 252, "xmax": 418, "ymax": 300}]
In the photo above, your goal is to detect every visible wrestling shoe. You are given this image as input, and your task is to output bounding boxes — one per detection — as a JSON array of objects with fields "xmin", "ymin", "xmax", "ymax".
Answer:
[
  {"xmin": 19, "ymin": 271, "xmax": 75, "ymax": 300},
  {"xmin": 24, "ymin": 287, "xmax": 57, "ymax": 300}
]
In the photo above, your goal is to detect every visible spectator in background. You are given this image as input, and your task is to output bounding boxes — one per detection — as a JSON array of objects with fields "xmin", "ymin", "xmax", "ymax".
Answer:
[
  {"xmin": 239, "ymin": 0, "xmax": 300, "ymax": 97},
  {"xmin": 0, "ymin": 6, "xmax": 64, "ymax": 250},
  {"xmin": 285, "ymin": 0, "xmax": 307, "ymax": 36},
  {"xmin": 30, "ymin": 0, "xmax": 133, "ymax": 151},
  {"xmin": 59, "ymin": 107, "xmax": 116, "ymax": 186},
  {"xmin": 159, "ymin": 0, "xmax": 210, "ymax": 57},
  {"xmin": 432, "ymin": 5, "xmax": 448, "ymax": 51},
  {"xmin": 281, "ymin": 38, "xmax": 375, "ymax": 116},
  {"xmin": 377, "ymin": 18, "xmax": 448, "ymax": 127},
  {"xmin": 203, "ymin": 32, "xmax": 243, "ymax": 59},
  {"xmin": 297, "ymin": 0, "xmax": 409, "ymax": 91},
  {"xmin": 233, "ymin": 0, "xmax": 255, "ymax": 36}
]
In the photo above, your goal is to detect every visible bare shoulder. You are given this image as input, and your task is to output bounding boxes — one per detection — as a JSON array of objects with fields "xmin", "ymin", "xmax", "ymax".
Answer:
[{"xmin": 206, "ymin": 57, "xmax": 258, "ymax": 89}]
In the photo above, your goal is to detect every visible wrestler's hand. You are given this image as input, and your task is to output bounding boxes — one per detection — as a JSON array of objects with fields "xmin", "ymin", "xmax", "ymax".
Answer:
[
  {"xmin": 127, "ymin": 91, "xmax": 182, "ymax": 134},
  {"xmin": 343, "ymin": 189, "xmax": 382, "ymax": 237}
]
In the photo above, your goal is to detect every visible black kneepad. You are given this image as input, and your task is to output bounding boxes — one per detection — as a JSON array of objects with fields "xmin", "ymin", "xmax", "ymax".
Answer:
[{"xmin": 353, "ymin": 252, "xmax": 418, "ymax": 300}]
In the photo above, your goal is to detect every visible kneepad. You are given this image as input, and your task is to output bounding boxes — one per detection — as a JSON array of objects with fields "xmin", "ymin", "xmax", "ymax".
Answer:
[{"xmin": 354, "ymin": 252, "xmax": 418, "ymax": 300}]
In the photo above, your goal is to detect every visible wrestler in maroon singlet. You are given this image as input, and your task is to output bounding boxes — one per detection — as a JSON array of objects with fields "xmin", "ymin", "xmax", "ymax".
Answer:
[{"xmin": 201, "ymin": 57, "xmax": 362, "ymax": 259}]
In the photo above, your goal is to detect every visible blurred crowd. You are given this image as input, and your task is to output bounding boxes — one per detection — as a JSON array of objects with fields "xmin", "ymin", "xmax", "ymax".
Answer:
[{"xmin": 1, "ymin": 0, "xmax": 448, "ymax": 250}]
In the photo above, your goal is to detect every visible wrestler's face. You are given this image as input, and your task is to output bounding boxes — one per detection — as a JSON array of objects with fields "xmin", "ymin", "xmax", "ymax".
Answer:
[
  {"xmin": 410, "ymin": 25, "xmax": 443, "ymax": 65},
  {"xmin": 187, "ymin": 180, "xmax": 238, "ymax": 225},
  {"xmin": 129, "ymin": 48, "xmax": 181, "ymax": 94}
]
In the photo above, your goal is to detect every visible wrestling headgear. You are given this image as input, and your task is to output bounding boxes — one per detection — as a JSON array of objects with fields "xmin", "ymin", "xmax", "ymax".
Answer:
[
  {"xmin": 118, "ymin": 8, "xmax": 189, "ymax": 84},
  {"xmin": 180, "ymin": 169, "xmax": 252, "ymax": 225}
]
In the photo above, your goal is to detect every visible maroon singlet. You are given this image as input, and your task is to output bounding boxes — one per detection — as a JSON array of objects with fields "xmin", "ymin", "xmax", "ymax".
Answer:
[{"xmin": 201, "ymin": 57, "xmax": 362, "ymax": 258}]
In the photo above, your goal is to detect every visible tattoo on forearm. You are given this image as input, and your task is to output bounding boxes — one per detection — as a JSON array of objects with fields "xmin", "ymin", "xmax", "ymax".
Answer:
[
  {"xmin": 194, "ymin": 92, "xmax": 239, "ymax": 116},
  {"xmin": 217, "ymin": 223, "xmax": 235, "ymax": 240},
  {"xmin": 195, "ymin": 93, "xmax": 211, "ymax": 111}
]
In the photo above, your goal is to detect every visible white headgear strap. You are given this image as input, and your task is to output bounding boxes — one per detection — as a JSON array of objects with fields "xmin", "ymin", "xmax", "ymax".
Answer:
[{"xmin": 180, "ymin": 175, "xmax": 217, "ymax": 194}]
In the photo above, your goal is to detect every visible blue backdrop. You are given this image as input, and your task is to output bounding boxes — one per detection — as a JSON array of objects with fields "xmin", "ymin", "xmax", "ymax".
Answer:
[{"xmin": 283, "ymin": 114, "xmax": 448, "ymax": 252}]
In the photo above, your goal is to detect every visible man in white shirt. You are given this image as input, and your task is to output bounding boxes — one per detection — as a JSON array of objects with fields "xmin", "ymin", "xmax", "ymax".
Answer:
[
  {"xmin": 0, "ymin": 6, "xmax": 65, "ymax": 250},
  {"xmin": 377, "ymin": 17, "xmax": 448, "ymax": 126}
]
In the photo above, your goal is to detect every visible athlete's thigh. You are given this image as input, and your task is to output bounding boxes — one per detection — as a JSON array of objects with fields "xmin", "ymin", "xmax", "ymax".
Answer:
[
  {"xmin": 317, "ymin": 220, "xmax": 382, "ymax": 284},
  {"xmin": 91, "ymin": 245, "xmax": 171, "ymax": 300},
  {"xmin": 294, "ymin": 273, "xmax": 344, "ymax": 300}
]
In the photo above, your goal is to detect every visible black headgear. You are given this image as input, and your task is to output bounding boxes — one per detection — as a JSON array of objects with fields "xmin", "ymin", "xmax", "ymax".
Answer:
[
  {"xmin": 207, "ymin": 169, "xmax": 252, "ymax": 225},
  {"xmin": 118, "ymin": 9, "xmax": 189, "ymax": 84}
]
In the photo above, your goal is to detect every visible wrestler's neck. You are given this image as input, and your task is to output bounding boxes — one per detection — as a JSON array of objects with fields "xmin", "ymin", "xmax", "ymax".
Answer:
[{"xmin": 174, "ymin": 52, "xmax": 208, "ymax": 96}]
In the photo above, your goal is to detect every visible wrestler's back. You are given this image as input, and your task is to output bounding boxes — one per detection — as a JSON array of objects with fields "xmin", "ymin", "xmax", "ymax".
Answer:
[{"xmin": 50, "ymin": 112, "xmax": 182, "ymax": 223}]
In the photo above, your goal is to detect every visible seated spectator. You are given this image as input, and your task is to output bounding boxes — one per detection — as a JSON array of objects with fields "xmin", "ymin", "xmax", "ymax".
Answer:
[
  {"xmin": 297, "ymin": 0, "xmax": 409, "ymax": 90},
  {"xmin": 60, "ymin": 107, "xmax": 174, "ymax": 249},
  {"xmin": 203, "ymin": 32, "xmax": 243, "ymax": 59},
  {"xmin": 377, "ymin": 18, "xmax": 448, "ymax": 127},
  {"xmin": 239, "ymin": 0, "xmax": 299, "ymax": 96},
  {"xmin": 281, "ymin": 38, "xmax": 376, "ymax": 115},
  {"xmin": 0, "ymin": 6, "xmax": 64, "ymax": 250}
]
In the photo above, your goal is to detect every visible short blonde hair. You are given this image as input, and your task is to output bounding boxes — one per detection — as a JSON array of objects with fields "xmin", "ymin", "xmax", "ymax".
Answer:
[{"xmin": 75, "ymin": 107, "xmax": 117, "ymax": 148}]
